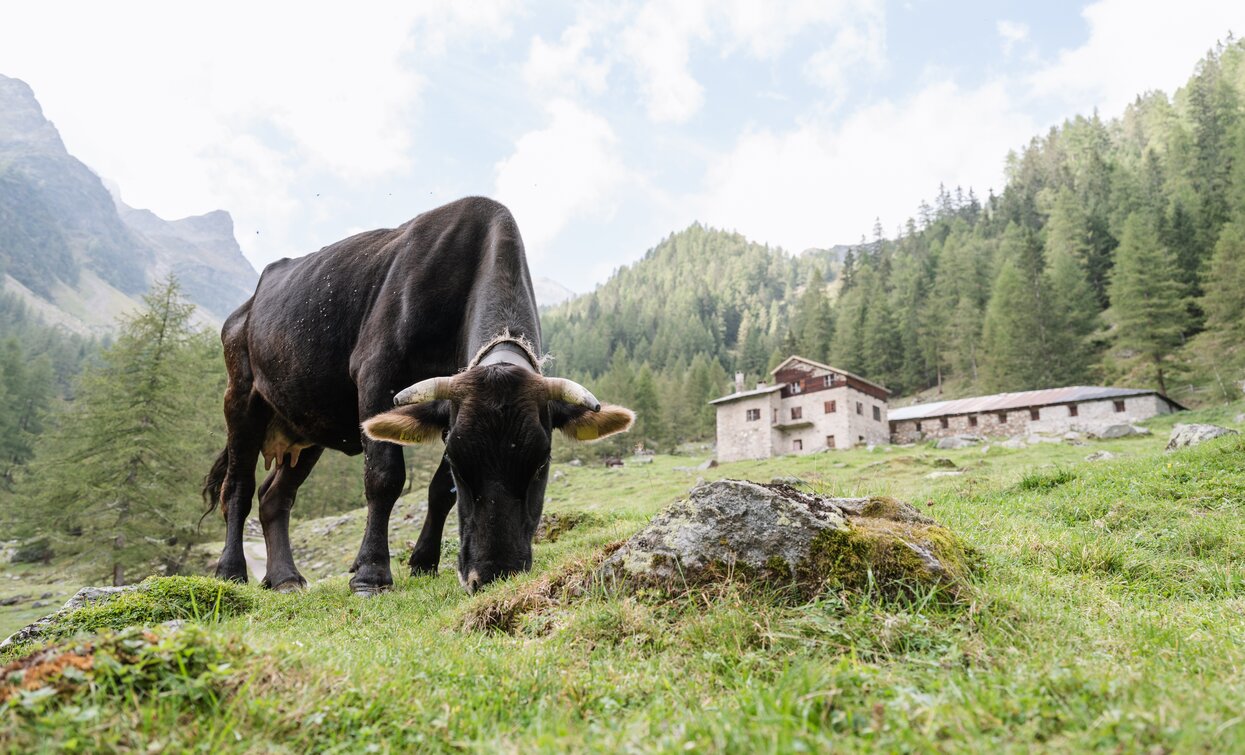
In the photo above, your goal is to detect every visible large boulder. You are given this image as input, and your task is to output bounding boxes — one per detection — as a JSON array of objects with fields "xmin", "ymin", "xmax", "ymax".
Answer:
[
  {"xmin": 1091, "ymin": 424, "xmax": 1151, "ymax": 440},
  {"xmin": 598, "ymin": 480, "xmax": 973, "ymax": 600},
  {"xmin": 935, "ymin": 435, "xmax": 981, "ymax": 450},
  {"xmin": 1165, "ymin": 423, "xmax": 1239, "ymax": 451}
]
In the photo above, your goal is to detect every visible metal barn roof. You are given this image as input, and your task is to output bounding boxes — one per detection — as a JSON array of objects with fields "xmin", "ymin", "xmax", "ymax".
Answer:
[
  {"xmin": 708, "ymin": 384, "xmax": 785, "ymax": 405},
  {"xmin": 887, "ymin": 386, "xmax": 1184, "ymax": 422}
]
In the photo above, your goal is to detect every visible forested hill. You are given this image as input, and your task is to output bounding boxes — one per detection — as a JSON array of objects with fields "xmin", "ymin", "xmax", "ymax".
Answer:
[{"xmin": 544, "ymin": 38, "xmax": 1245, "ymax": 449}]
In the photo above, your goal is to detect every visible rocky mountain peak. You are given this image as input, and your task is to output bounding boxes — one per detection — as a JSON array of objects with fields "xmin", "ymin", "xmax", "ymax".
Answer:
[{"xmin": 0, "ymin": 74, "xmax": 66, "ymax": 155}]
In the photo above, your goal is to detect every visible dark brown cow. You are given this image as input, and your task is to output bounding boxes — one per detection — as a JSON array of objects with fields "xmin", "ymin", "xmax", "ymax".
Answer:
[{"xmin": 203, "ymin": 197, "xmax": 632, "ymax": 595}]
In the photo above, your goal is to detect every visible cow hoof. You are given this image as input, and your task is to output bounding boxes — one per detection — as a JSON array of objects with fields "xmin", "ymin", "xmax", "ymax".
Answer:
[
  {"xmin": 351, "ymin": 583, "xmax": 392, "ymax": 598},
  {"xmin": 409, "ymin": 563, "xmax": 438, "ymax": 578},
  {"xmin": 214, "ymin": 564, "xmax": 248, "ymax": 584},
  {"xmin": 269, "ymin": 578, "xmax": 307, "ymax": 593}
]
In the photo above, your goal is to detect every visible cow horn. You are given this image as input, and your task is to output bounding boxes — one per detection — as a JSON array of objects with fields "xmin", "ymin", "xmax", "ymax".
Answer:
[
  {"xmin": 393, "ymin": 376, "xmax": 457, "ymax": 406},
  {"xmin": 545, "ymin": 377, "xmax": 601, "ymax": 412}
]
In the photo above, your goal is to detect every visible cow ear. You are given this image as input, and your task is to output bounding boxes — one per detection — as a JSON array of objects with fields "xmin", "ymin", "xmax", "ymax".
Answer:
[
  {"xmin": 362, "ymin": 402, "xmax": 450, "ymax": 445},
  {"xmin": 551, "ymin": 402, "xmax": 635, "ymax": 442}
]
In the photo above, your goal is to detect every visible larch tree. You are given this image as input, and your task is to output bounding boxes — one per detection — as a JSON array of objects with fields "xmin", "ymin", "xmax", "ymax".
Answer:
[{"xmin": 18, "ymin": 277, "xmax": 222, "ymax": 585}]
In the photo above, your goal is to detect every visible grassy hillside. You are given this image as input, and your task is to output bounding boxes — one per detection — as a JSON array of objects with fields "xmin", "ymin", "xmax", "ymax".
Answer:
[{"xmin": 3, "ymin": 402, "xmax": 1244, "ymax": 751}]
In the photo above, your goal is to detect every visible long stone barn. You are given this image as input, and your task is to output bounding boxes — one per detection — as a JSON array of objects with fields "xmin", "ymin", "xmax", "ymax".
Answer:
[
  {"xmin": 711, "ymin": 356, "xmax": 891, "ymax": 462},
  {"xmin": 888, "ymin": 386, "xmax": 1185, "ymax": 444}
]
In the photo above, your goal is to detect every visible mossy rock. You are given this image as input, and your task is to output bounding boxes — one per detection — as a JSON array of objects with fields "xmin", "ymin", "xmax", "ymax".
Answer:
[
  {"xmin": 3, "ymin": 576, "xmax": 258, "ymax": 650},
  {"xmin": 599, "ymin": 480, "xmax": 974, "ymax": 601}
]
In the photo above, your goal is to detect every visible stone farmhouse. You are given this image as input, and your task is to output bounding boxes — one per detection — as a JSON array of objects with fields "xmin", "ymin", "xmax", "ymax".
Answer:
[
  {"xmin": 711, "ymin": 356, "xmax": 891, "ymax": 462},
  {"xmin": 888, "ymin": 386, "xmax": 1184, "ymax": 444}
]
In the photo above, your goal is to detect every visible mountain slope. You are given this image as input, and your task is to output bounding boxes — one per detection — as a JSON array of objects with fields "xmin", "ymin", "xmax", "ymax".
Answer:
[{"xmin": 0, "ymin": 74, "xmax": 257, "ymax": 333}]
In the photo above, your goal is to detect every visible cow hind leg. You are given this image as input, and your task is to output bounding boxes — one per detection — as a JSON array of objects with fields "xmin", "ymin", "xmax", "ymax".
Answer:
[
  {"xmin": 348, "ymin": 440, "xmax": 405, "ymax": 596},
  {"xmin": 215, "ymin": 391, "xmax": 273, "ymax": 583},
  {"xmin": 409, "ymin": 456, "xmax": 455, "ymax": 576},
  {"xmin": 258, "ymin": 445, "xmax": 324, "ymax": 592}
]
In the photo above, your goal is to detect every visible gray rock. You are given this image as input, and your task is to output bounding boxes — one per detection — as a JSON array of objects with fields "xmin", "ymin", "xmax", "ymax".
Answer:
[
  {"xmin": 1085, "ymin": 450, "xmax": 1116, "ymax": 462},
  {"xmin": 1166, "ymin": 423, "xmax": 1239, "ymax": 451},
  {"xmin": 568, "ymin": 459, "xmax": 583, "ymax": 467},
  {"xmin": 598, "ymin": 479, "xmax": 969, "ymax": 599},
  {"xmin": 1000, "ymin": 436, "xmax": 1028, "ymax": 450},
  {"xmin": 1092, "ymin": 424, "xmax": 1151, "ymax": 440},
  {"xmin": 1234, "ymin": 413, "xmax": 1245, "ymax": 425},
  {"xmin": 1026, "ymin": 434, "xmax": 1063, "ymax": 445},
  {"xmin": 770, "ymin": 476, "xmax": 804, "ymax": 485},
  {"xmin": 552, "ymin": 470, "xmax": 566, "ymax": 483},
  {"xmin": 935, "ymin": 435, "xmax": 981, "ymax": 450},
  {"xmin": 2, "ymin": 584, "xmax": 139, "ymax": 648},
  {"xmin": 696, "ymin": 458, "xmax": 718, "ymax": 470}
]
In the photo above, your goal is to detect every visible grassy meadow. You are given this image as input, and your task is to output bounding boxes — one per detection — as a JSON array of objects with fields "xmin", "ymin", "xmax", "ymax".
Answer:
[{"xmin": 2, "ymin": 402, "xmax": 1244, "ymax": 752}]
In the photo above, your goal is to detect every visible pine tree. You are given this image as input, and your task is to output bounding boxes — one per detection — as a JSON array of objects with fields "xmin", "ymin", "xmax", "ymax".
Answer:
[
  {"xmin": 1107, "ymin": 213, "xmax": 1191, "ymax": 395},
  {"xmin": 16, "ymin": 277, "xmax": 221, "ymax": 584},
  {"xmin": 981, "ymin": 260, "xmax": 1038, "ymax": 391}
]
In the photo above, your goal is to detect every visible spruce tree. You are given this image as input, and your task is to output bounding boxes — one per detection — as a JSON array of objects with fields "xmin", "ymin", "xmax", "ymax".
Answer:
[
  {"xmin": 17, "ymin": 277, "xmax": 220, "ymax": 584},
  {"xmin": 1201, "ymin": 222, "xmax": 1245, "ymax": 342},
  {"xmin": 1107, "ymin": 213, "xmax": 1191, "ymax": 395},
  {"xmin": 1043, "ymin": 191, "xmax": 1100, "ymax": 382}
]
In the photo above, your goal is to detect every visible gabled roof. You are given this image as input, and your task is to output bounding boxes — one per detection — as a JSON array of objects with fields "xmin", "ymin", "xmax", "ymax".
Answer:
[
  {"xmin": 770, "ymin": 355, "xmax": 890, "ymax": 394},
  {"xmin": 888, "ymin": 386, "xmax": 1185, "ymax": 422},
  {"xmin": 708, "ymin": 383, "xmax": 784, "ymax": 405}
]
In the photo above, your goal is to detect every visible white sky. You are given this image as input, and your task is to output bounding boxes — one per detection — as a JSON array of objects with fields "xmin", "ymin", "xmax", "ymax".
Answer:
[{"xmin": 1, "ymin": 1, "xmax": 1241, "ymax": 292}]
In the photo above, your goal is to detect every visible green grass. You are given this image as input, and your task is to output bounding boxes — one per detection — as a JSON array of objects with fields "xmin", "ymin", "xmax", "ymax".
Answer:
[{"xmin": 3, "ymin": 402, "xmax": 1244, "ymax": 752}]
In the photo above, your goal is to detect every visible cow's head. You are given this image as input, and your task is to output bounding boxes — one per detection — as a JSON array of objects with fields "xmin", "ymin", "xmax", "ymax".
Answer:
[{"xmin": 361, "ymin": 363, "xmax": 633, "ymax": 593}]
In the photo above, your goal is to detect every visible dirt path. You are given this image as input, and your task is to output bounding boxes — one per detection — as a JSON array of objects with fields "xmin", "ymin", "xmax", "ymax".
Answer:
[{"xmin": 242, "ymin": 541, "xmax": 267, "ymax": 583}]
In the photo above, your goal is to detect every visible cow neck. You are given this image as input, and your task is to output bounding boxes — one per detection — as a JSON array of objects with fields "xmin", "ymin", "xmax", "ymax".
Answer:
[{"xmin": 471, "ymin": 338, "xmax": 541, "ymax": 374}]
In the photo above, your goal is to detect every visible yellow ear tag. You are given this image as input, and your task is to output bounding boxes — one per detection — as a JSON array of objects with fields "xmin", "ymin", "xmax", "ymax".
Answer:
[
  {"xmin": 401, "ymin": 431, "xmax": 424, "ymax": 443},
  {"xmin": 576, "ymin": 425, "xmax": 600, "ymax": 441}
]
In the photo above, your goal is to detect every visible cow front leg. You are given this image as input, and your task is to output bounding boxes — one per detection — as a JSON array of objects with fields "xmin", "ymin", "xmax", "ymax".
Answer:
[
  {"xmin": 349, "ymin": 441, "xmax": 404, "ymax": 596},
  {"xmin": 410, "ymin": 456, "xmax": 455, "ymax": 576}
]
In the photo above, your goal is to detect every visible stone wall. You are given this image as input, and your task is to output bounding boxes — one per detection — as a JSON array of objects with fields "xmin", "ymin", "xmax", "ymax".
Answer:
[
  {"xmin": 717, "ymin": 386, "xmax": 890, "ymax": 461},
  {"xmin": 889, "ymin": 394, "xmax": 1177, "ymax": 444},
  {"xmin": 715, "ymin": 392, "xmax": 782, "ymax": 462}
]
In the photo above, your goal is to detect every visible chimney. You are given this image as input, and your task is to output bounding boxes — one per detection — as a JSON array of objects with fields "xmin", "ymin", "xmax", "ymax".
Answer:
[
  {"xmin": 756, "ymin": 381, "xmax": 767, "ymax": 390},
  {"xmin": 734, "ymin": 372, "xmax": 745, "ymax": 393}
]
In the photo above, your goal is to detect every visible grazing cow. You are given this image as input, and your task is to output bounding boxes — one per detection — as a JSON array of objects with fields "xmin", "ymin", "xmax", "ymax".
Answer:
[{"xmin": 203, "ymin": 197, "xmax": 633, "ymax": 595}]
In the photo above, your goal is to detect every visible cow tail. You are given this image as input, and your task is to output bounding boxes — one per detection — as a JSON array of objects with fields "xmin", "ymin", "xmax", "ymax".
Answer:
[{"xmin": 200, "ymin": 448, "xmax": 230, "ymax": 528}]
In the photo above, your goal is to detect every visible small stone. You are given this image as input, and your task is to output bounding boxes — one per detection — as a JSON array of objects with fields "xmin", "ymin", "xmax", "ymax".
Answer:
[
  {"xmin": 39, "ymin": 592, "xmax": 52, "ymax": 599},
  {"xmin": 771, "ymin": 476, "xmax": 803, "ymax": 485},
  {"xmin": 552, "ymin": 470, "xmax": 566, "ymax": 482},
  {"xmin": 1166, "ymin": 423, "xmax": 1238, "ymax": 451},
  {"xmin": 1234, "ymin": 413, "xmax": 1245, "ymax": 425},
  {"xmin": 931, "ymin": 458, "xmax": 957, "ymax": 468},
  {"xmin": 1001, "ymin": 436, "xmax": 1027, "ymax": 449},
  {"xmin": 30, "ymin": 601, "xmax": 46, "ymax": 608},
  {"xmin": 697, "ymin": 458, "xmax": 718, "ymax": 470},
  {"xmin": 925, "ymin": 470, "xmax": 965, "ymax": 479},
  {"xmin": 568, "ymin": 458, "xmax": 583, "ymax": 467},
  {"xmin": 1092, "ymin": 424, "xmax": 1151, "ymax": 440},
  {"xmin": 1085, "ymin": 450, "xmax": 1116, "ymax": 462},
  {"xmin": 935, "ymin": 435, "xmax": 981, "ymax": 450}
]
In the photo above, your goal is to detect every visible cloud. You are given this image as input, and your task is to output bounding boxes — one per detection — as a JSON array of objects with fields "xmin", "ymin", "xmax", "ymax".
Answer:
[
  {"xmin": 0, "ymin": 0, "xmax": 520, "ymax": 264},
  {"xmin": 997, "ymin": 20, "xmax": 1029, "ymax": 55},
  {"xmin": 621, "ymin": 1, "xmax": 711, "ymax": 124},
  {"xmin": 493, "ymin": 100, "xmax": 631, "ymax": 257},
  {"xmin": 693, "ymin": 79, "xmax": 1036, "ymax": 252},
  {"xmin": 618, "ymin": 0, "xmax": 886, "ymax": 123},
  {"xmin": 523, "ymin": 17, "xmax": 612, "ymax": 97},
  {"xmin": 1029, "ymin": 0, "xmax": 1244, "ymax": 115}
]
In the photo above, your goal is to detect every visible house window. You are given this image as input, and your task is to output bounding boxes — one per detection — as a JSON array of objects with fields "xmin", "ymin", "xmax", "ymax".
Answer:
[
  {"xmin": 856, "ymin": 402, "xmax": 863, "ymax": 415},
  {"xmin": 790, "ymin": 382, "xmax": 803, "ymax": 394},
  {"xmin": 1029, "ymin": 408, "xmax": 1040, "ymax": 420},
  {"xmin": 791, "ymin": 407, "xmax": 803, "ymax": 420},
  {"xmin": 997, "ymin": 412, "xmax": 1007, "ymax": 423},
  {"xmin": 745, "ymin": 408, "xmax": 760, "ymax": 421},
  {"xmin": 872, "ymin": 405, "xmax": 881, "ymax": 421},
  {"xmin": 968, "ymin": 415, "xmax": 978, "ymax": 427},
  {"xmin": 1068, "ymin": 404, "xmax": 1079, "ymax": 417},
  {"xmin": 824, "ymin": 400, "xmax": 837, "ymax": 413},
  {"xmin": 824, "ymin": 376, "xmax": 833, "ymax": 388},
  {"xmin": 826, "ymin": 435, "xmax": 836, "ymax": 449},
  {"xmin": 915, "ymin": 421, "xmax": 923, "ymax": 432},
  {"xmin": 792, "ymin": 439, "xmax": 803, "ymax": 451},
  {"xmin": 939, "ymin": 417, "xmax": 949, "ymax": 429},
  {"xmin": 1113, "ymin": 400, "xmax": 1126, "ymax": 413},
  {"xmin": 857, "ymin": 435, "xmax": 865, "ymax": 443}
]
